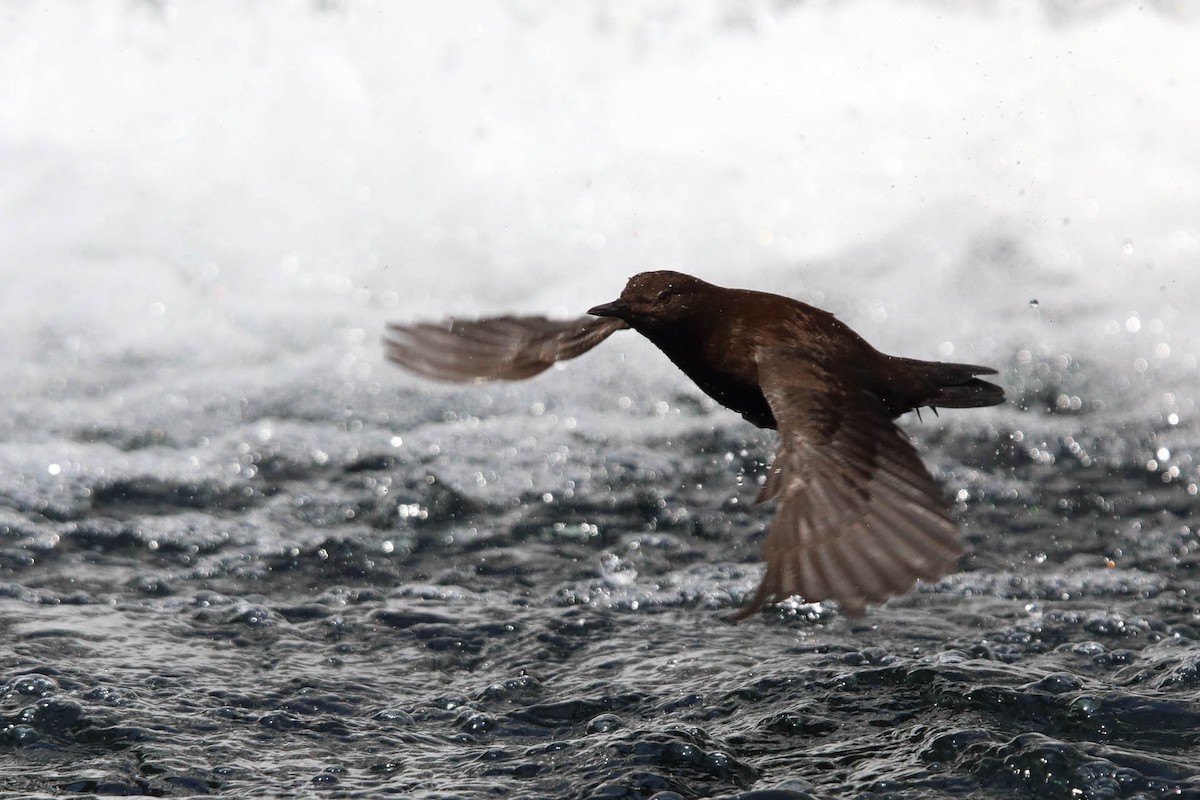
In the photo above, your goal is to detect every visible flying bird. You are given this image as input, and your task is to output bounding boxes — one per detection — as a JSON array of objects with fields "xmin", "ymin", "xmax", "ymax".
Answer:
[{"xmin": 384, "ymin": 271, "xmax": 1004, "ymax": 619}]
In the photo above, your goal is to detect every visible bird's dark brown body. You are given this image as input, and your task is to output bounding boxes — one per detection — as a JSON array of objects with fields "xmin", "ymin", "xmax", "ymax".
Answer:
[
  {"xmin": 594, "ymin": 284, "xmax": 886, "ymax": 428},
  {"xmin": 384, "ymin": 271, "xmax": 1004, "ymax": 619}
]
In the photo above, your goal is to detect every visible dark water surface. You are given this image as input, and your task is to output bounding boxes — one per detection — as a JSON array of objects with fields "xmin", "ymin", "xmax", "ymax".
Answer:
[{"xmin": 3, "ymin": 346, "xmax": 1199, "ymax": 798}]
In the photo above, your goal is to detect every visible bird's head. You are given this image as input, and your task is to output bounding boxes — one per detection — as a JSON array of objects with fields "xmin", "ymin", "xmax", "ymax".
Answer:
[{"xmin": 587, "ymin": 271, "xmax": 713, "ymax": 329}]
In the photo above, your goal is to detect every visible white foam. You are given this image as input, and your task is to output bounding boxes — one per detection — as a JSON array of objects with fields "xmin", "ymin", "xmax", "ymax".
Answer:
[{"xmin": 1, "ymin": 1, "xmax": 1195, "ymax": 396}]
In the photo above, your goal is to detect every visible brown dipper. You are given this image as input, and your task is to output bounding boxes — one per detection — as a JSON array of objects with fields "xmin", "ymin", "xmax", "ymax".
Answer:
[{"xmin": 384, "ymin": 271, "xmax": 1004, "ymax": 619}]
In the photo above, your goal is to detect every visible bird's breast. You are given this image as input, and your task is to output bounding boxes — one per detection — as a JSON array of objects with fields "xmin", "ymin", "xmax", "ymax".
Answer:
[{"xmin": 651, "ymin": 333, "xmax": 777, "ymax": 429}]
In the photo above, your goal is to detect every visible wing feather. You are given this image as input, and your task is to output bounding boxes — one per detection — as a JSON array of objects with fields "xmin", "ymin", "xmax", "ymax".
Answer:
[
  {"xmin": 383, "ymin": 315, "xmax": 628, "ymax": 383},
  {"xmin": 732, "ymin": 349, "xmax": 963, "ymax": 620}
]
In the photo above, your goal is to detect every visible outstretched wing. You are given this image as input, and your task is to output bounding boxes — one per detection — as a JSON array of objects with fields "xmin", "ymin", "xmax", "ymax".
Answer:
[
  {"xmin": 733, "ymin": 349, "xmax": 962, "ymax": 619},
  {"xmin": 384, "ymin": 315, "xmax": 628, "ymax": 382}
]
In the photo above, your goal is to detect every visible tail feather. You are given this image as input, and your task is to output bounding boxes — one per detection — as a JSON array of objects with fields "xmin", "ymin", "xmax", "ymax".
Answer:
[
  {"xmin": 885, "ymin": 356, "xmax": 1006, "ymax": 412},
  {"xmin": 927, "ymin": 376, "xmax": 1005, "ymax": 408}
]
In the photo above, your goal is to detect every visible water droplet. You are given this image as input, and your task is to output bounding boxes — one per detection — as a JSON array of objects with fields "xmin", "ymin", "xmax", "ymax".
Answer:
[{"xmin": 1069, "ymin": 695, "xmax": 1100, "ymax": 717}]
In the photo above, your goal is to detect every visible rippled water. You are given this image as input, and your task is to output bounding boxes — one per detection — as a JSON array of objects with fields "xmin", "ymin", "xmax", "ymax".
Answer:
[
  {"xmin": 3, "ymin": 1, "xmax": 1199, "ymax": 798},
  {"xmin": 6, "ymin": 349, "xmax": 1199, "ymax": 798}
]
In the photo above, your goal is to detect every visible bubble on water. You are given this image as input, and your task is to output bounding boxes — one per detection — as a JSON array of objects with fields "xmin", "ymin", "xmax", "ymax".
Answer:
[{"xmin": 587, "ymin": 713, "xmax": 624, "ymax": 733}]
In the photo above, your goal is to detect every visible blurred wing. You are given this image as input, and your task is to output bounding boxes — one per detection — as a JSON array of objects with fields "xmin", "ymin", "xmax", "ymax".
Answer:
[
  {"xmin": 733, "ymin": 349, "xmax": 962, "ymax": 619},
  {"xmin": 384, "ymin": 315, "xmax": 628, "ymax": 382}
]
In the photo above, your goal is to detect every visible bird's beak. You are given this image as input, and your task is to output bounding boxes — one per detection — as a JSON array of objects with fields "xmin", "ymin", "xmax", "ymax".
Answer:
[{"xmin": 587, "ymin": 298, "xmax": 629, "ymax": 318}]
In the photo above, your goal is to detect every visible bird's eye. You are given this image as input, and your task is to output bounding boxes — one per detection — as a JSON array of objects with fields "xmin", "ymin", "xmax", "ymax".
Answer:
[{"xmin": 654, "ymin": 287, "xmax": 678, "ymax": 305}]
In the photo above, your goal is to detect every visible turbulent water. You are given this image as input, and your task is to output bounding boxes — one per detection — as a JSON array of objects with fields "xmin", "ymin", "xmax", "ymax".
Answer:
[{"xmin": 3, "ymin": 1, "xmax": 1200, "ymax": 798}]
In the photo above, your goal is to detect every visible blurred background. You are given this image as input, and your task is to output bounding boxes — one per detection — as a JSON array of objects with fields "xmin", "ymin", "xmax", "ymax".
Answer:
[{"xmin": 2, "ymin": 0, "xmax": 1197, "ymax": 395}]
